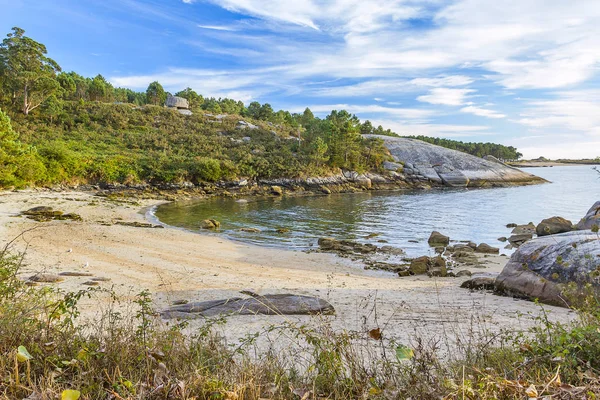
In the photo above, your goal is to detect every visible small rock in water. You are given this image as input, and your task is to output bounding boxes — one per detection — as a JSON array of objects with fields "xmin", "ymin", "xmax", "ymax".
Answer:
[
  {"xmin": 240, "ymin": 227, "xmax": 261, "ymax": 233},
  {"xmin": 428, "ymin": 231, "xmax": 449, "ymax": 246}
]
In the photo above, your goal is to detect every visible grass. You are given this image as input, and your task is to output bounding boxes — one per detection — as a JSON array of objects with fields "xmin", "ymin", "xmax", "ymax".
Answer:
[{"xmin": 1, "ymin": 246, "xmax": 600, "ymax": 399}]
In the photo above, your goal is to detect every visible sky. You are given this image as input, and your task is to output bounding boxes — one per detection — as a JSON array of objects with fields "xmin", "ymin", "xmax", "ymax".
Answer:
[{"xmin": 2, "ymin": 0, "xmax": 600, "ymax": 159}]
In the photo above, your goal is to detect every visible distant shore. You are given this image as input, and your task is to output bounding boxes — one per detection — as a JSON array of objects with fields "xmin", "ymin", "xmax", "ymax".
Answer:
[
  {"xmin": 508, "ymin": 160, "xmax": 600, "ymax": 168},
  {"xmin": 0, "ymin": 189, "xmax": 574, "ymax": 345}
]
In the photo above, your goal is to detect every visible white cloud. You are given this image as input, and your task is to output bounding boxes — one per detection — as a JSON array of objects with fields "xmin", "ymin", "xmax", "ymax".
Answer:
[
  {"xmin": 197, "ymin": 24, "xmax": 237, "ymax": 31},
  {"xmin": 460, "ymin": 105, "xmax": 505, "ymax": 119},
  {"xmin": 417, "ymin": 88, "xmax": 475, "ymax": 106},
  {"xmin": 515, "ymin": 90, "xmax": 600, "ymax": 136}
]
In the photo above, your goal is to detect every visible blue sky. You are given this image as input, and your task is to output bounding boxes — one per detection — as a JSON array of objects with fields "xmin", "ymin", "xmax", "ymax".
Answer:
[{"xmin": 2, "ymin": 0, "xmax": 600, "ymax": 158}]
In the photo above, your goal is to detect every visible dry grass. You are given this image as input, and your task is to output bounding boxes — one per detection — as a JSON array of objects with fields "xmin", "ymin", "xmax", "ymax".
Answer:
[{"xmin": 1, "ymin": 246, "xmax": 600, "ymax": 400}]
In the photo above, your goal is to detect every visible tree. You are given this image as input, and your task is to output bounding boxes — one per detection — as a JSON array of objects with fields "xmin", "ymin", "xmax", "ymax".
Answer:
[
  {"xmin": 87, "ymin": 74, "xmax": 108, "ymax": 101},
  {"xmin": 360, "ymin": 120, "xmax": 374, "ymax": 135},
  {"xmin": 0, "ymin": 27, "xmax": 61, "ymax": 115},
  {"xmin": 41, "ymin": 94, "xmax": 63, "ymax": 123},
  {"xmin": 259, "ymin": 103, "xmax": 274, "ymax": 120},
  {"xmin": 146, "ymin": 81, "xmax": 166, "ymax": 106},
  {"xmin": 247, "ymin": 101, "xmax": 261, "ymax": 119}
]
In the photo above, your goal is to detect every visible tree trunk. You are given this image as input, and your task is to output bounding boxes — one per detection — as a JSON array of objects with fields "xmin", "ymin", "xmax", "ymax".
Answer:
[{"xmin": 23, "ymin": 84, "xmax": 29, "ymax": 115}]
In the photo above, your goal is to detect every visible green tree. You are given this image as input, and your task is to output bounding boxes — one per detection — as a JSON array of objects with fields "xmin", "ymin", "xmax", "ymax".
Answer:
[
  {"xmin": 146, "ymin": 81, "xmax": 166, "ymax": 106},
  {"xmin": 247, "ymin": 101, "xmax": 261, "ymax": 119},
  {"xmin": 0, "ymin": 27, "xmax": 61, "ymax": 115},
  {"xmin": 87, "ymin": 74, "xmax": 108, "ymax": 101},
  {"xmin": 259, "ymin": 103, "xmax": 274, "ymax": 120},
  {"xmin": 41, "ymin": 94, "xmax": 63, "ymax": 123}
]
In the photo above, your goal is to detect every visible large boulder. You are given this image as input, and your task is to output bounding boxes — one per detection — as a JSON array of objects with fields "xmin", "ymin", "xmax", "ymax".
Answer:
[
  {"xmin": 576, "ymin": 201, "xmax": 600, "ymax": 230},
  {"xmin": 365, "ymin": 136, "xmax": 545, "ymax": 187},
  {"xmin": 496, "ymin": 231, "xmax": 600, "ymax": 306},
  {"xmin": 536, "ymin": 216, "xmax": 573, "ymax": 236}
]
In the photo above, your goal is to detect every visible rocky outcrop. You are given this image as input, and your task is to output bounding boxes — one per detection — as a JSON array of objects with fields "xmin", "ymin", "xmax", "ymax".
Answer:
[
  {"xmin": 366, "ymin": 136, "xmax": 545, "ymax": 187},
  {"xmin": 576, "ymin": 201, "xmax": 600, "ymax": 230},
  {"xmin": 160, "ymin": 293, "xmax": 335, "ymax": 318},
  {"xmin": 495, "ymin": 231, "xmax": 600, "ymax": 306},
  {"xmin": 536, "ymin": 216, "xmax": 573, "ymax": 236}
]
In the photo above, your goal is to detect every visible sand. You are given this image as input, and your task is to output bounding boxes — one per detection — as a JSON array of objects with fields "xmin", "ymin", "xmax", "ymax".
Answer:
[{"xmin": 0, "ymin": 189, "xmax": 575, "ymax": 351}]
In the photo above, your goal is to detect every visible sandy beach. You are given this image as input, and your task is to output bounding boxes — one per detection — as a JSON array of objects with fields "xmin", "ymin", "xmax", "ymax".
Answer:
[{"xmin": 0, "ymin": 189, "xmax": 575, "ymax": 349}]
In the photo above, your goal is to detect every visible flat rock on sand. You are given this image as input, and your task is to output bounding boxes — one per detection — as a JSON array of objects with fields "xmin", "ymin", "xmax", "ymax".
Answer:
[{"xmin": 161, "ymin": 294, "xmax": 335, "ymax": 319}]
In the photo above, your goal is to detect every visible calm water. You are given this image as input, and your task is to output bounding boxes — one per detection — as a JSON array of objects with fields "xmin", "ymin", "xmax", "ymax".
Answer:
[{"xmin": 154, "ymin": 166, "xmax": 599, "ymax": 257}]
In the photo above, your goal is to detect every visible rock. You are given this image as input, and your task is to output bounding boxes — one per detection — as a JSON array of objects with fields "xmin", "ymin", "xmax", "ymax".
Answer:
[
  {"xmin": 467, "ymin": 242, "xmax": 477, "ymax": 249},
  {"xmin": 22, "ymin": 206, "xmax": 54, "ymax": 215},
  {"xmin": 460, "ymin": 273, "xmax": 498, "ymax": 290},
  {"xmin": 29, "ymin": 273, "xmax": 64, "ymax": 283},
  {"xmin": 318, "ymin": 237, "xmax": 339, "ymax": 250},
  {"xmin": 427, "ymin": 256, "xmax": 447, "ymax": 277},
  {"xmin": 161, "ymin": 294, "xmax": 335, "ymax": 318},
  {"xmin": 82, "ymin": 281, "xmax": 100, "ymax": 286},
  {"xmin": 511, "ymin": 223, "xmax": 536, "ymax": 235},
  {"xmin": 271, "ymin": 185, "xmax": 283, "ymax": 195},
  {"xmin": 456, "ymin": 270, "xmax": 473, "ymax": 277},
  {"xmin": 91, "ymin": 277, "xmax": 111, "ymax": 282},
  {"xmin": 576, "ymin": 201, "xmax": 600, "ymax": 230},
  {"xmin": 171, "ymin": 299, "xmax": 188, "ymax": 305},
  {"xmin": 379, "ymin": 246, "xmax": 405, "ymax": 255},
  {"xmin": 508, "ymin": 234, "xmax": 533, "ymax": 247},
  {"xmin": 428, "ymin": 231, "xmax": 449, "ymax": 246},
  {"xmin": 365, "ymin": 135, "xmax": 545, "ymax": 187},
  {"xmin": 365, "ymin": 233, "xmax": 380, "ymax": 239},
  {"xmin": 410, "ymin": 256, "xmax": 430, "ymax": 275},
  {"xmin": 475, "ymin": 243, "xmax": 499, "ymax": 254},
  {"xmin": 59, "ymin": 271, "xmax": 94, "ymax": 277},
  {"xmin": 383, "ymin": 161, "xmax": 403, "ymax": 171},
  {"xmin": 201, "ymin": 219, "xmax": 220, "ymax": 229},
  {"xmin": 495, "ymin": 231, "xmax": 600, "ymax": 306},
  {"xmin": 536, "ymin": 216, "xmax": 573, "ymax": 237},
  {"xmin": 497, "ymin": 237, "xmax": 507, "ymax": 242},
  {"xmin": 116, "ymin": 221, "xmax": 163, "ymax": 228},
  {"xmin": 241, "ymin": 227, "xmax": 261, "ymax": 233},
  {"xmin": 320, "ymin": 186, "xmax": 332, "ymax": 194},
  {"xmin": 276, "ymin": 228, "xmax": 290, "ymax": 234},
  {"xmin": 506, "ymin": 223, "xmax": 518, "ymax": 228}
]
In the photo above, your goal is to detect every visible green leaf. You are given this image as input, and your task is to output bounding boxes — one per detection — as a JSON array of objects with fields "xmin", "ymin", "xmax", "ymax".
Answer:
[
  {"xmin": 16, "ymin": 345, "xmax": 33, "ymax": 362},
  {"xmin": 395, "ymin": 344, "xmax": 414, "ymax": 361},
  {"xmin": 61, "ymin": 389, "xmax": 81, "ymax": 400}
]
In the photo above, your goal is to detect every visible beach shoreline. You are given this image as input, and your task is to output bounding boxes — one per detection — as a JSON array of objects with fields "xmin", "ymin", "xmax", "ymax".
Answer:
[{"xmin": 0, "ymin": 189, "xmax": 575, "ymax": 346}]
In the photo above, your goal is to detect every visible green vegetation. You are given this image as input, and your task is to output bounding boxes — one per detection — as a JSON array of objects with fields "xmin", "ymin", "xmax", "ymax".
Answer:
[
  {"xmin": 0, "ymin": 27, "xmax": 524, "ymax": 189},
  {"xmin": 0, "ymin": 27, "xmax": 393, "ymax": 188},
  {"xmin": 405, "ymin": 135, "xmax": 523, "ymax": 160},
  {"xmin": 1, "ymin": 249, "xmax": 599, "ymax": 398}
]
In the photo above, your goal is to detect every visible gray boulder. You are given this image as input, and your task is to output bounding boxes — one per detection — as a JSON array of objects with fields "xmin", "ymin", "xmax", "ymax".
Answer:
[
  {"xmin": 365, "ymin": 136, "xmax": 544, "ymax": 187},
  {"xmin": 576, "ymin": 201, "xmax": 600, "ymax": 230},
  {"xmin": 496, "ymin": 231, "xmax": 600, "ymax": 306},
  {"xmin": 536, "ymin": 216, "xmax": 573, "ymax": 236}
]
